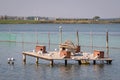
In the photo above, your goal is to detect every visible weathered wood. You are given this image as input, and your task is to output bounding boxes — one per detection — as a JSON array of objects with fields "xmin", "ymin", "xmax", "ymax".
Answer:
[
  {"xmin": 106, "ymin": 60, "xmax": 112, "ymax": 64},
  {"xmin": 76, "ymin": 30, "xmax": 79, "ymax": 46},
  {"xmin": 106, "ymin": 31, "xmax": 109, "ymax": 49},
  {"xmin": 36, "ymin": 57, "xmax": 39, "ymax": 64},
  {"xmin": 23, "ymin": 54, "xmax": 26, "ymax": 63},
  {"xmin": 22, "ymin": 52, "xmax": 112, "ymax": 65},
  {"xmin": 65, "ymin": 59, "xmax": 67, "ymax": 66},
  {"xmin": 78, "ymin": 60, "xmax": 81, "ymax": 65},
  {"xmin": 50, "ymin": 60, "xmax": 54, "ymax": 66},
  {"xmin": 106, "ymin": 31, "xmax": 109, "ymax": 57},
  {"xmin": 22, "ymin": 52, "xmax": 52, "ymax": 60},
  {"xmin": 93, "ymin": 60, "xmax": 96, "ymax": 64}
]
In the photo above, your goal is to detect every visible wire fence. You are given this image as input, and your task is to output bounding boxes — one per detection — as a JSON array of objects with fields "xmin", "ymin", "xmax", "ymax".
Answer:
[{"xmin": 0, "ymin": 31, "xmax": 120, "ymax": 50}]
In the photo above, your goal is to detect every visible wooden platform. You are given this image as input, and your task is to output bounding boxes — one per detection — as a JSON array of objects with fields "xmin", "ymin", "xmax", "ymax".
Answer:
[{"xmin": 22, "ymin": 51, "xmax": 112, "ymax": 66}]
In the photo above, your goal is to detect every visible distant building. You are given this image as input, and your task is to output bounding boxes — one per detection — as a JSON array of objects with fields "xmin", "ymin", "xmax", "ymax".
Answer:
[{"xmin": 34, "ymin": 17, "xmax": 39, "ymax": 21}]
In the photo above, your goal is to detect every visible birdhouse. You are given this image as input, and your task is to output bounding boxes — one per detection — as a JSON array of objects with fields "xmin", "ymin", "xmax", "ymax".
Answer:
[
  {"xmin": 35, "ymin": 45, "xmax": 46, "ymax": 53},
  {"xmin": 60, "ymin": 50, "xmax": 71, "ymax": 58},
  {"xmin": 94, "ymin": 50, "xmax": 104, "ymax": 58}
]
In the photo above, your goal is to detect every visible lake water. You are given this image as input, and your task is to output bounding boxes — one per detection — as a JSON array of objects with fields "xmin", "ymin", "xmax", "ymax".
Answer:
[{"xmin": 0, "ymin": 24, "xmax": 120, "ymax": 80}]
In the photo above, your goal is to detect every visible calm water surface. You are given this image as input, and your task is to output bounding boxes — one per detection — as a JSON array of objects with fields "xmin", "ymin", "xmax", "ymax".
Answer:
[{"xmin": 0, "ymin": 24, "xmax": 120, "ymax": 80}]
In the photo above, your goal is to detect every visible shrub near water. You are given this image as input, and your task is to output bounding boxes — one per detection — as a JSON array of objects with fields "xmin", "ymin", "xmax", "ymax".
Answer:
[
  {"xmin": 0, "ymin": 19, "xmax": 120, "ymax": 24},
  {"xmin": 0, "ymin": 20, "xmax": 41, "ymax": 24}
]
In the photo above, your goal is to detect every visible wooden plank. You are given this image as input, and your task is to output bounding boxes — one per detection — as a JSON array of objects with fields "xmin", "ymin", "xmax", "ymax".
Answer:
[
  {"xmin": 22, "ymin": 52, "xmax": 112, "ymax": 64},
  {"xmin": 22, "ymin": 52, "xmax": 52, "ymax": 60}
]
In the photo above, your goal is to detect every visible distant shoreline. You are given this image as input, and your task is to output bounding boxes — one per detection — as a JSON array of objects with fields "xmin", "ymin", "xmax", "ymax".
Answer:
[{"xmin": 0, "ymin": 19, "xmax": 120, "ymax": 24}]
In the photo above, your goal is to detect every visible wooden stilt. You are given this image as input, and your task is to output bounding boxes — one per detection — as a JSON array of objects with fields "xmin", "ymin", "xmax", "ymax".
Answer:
[
  {"xmin": 36, "ymin": 57, "xmax": 39, "ymax": 64},
  {"xmin": 106, "ymin": 31, "xmax": 109, "ymax": 57},
  {"xmin": 22, "ymin": 52, "xmax": 112, "ymax": 65},
  {"xmin": 93, "ymin": 60, "xmax": 96, "ymax": 64},
  {"xmin": 109, "ymin": 60, "xmax": 112, "ymax": 64},
  {"xmin": 23, "ymin": 54, "xmax": 26, "ymax": 63},
  {"xmin": 78, "ymin": 60, "xmax": 81, "ymax": 65},
  {"xmin": 65, "ymin": 59, "xmax": 67, "ymax": 66},
  {"xmin": 106, "ymin": 60, "xmax": 112, "ymax": 64},
  {"xmin": 76, "ymin": 30, "xmax": 79, "ymax": 46},
  {"xmin": 50, "ymin": 60, "xmax": 54, "ymax": 66}
]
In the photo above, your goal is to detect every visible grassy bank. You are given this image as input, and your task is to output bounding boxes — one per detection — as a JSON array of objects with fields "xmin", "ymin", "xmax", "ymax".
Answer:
[{"xmin": 0, "ymin": 19, "xmax": 120, "ymax": 24}]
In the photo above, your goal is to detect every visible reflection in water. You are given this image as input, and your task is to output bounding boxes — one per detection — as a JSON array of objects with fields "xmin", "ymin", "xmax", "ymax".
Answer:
[
  {"xmin": 93, "ymin": 64, "xmax": 104, "ymax": 71},
  {"xmin": 106, "ymin": 47, "xmax": 109, "ymax": 57},
  {"xmin": 93, "ymin": 64, "xmax": 105, "ymax": 80}
]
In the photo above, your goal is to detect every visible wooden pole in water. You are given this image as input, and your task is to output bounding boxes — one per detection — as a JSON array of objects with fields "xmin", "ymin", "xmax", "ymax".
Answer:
[
  {"xmin": 36, "ymin": 57, "xmax": 39, "ymax": 64},
  {"xmin": 76, "ymin": 30, "xmax": 79, "ymax": 46},
  {"xmin": 78, "ymin": 60, "xmax": 81, "ymax": 65},
  {"xmin": 23, "ymin": 54, "xmax": 26, "ymax": 63},
  {"xmin": 59, "ymin": 26, "xmax": 62, "ymax": 44},
  {"xmin": 65, "ymin": 59, "xmax": 67, "ymax": 66},
  {"xmin": 106, "ymin": 31, "xmax": 109, "ymax": 57},
  {"xmin": 106, "ymin": 31, "xmax": 109, "ymax": 49},
  {"xmin": 50, "ymin": 60, "xmax": 54, "ymax": 66},
  {"xmin": 93, "ymin": 60, "xmax": 96, "ymax": 64}
]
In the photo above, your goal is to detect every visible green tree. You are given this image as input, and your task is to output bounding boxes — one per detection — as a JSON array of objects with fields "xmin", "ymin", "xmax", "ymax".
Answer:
[{"xmin": 93, "ymin": 16, "xmax": 100, "ymax": 20}]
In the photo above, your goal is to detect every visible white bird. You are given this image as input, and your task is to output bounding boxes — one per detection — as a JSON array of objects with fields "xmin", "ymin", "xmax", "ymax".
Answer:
[
  {"xmin": 7, "ymin": 57, "xmax": 15, "ymax": 65},
  {"xmin": 11, "ymin": 58, "xmax": 15, "ymax": 61},
  {"xmin": 55, "ymin": 48, "xmax": 57, "ymax": 51},
  {"xmin": 8, "ymin": 58, "xmax": 11, "ymax": 61}
]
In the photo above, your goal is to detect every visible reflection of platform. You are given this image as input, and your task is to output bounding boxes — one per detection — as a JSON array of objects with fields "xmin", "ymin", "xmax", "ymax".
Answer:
[{"xmin": 22, "ymin": 51, "xmax": 112, "ymax": 66}]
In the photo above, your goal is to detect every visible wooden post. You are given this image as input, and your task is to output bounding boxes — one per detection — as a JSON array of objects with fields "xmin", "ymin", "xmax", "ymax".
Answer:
[
  {"xmin": 106, "ymin": 31, "xmax": 109, "ymax": 49},
  {"xmin": 109, "ymin": 60, "xmax": 112, "ymax": 64},
  {"xmin": 93, "ymin": 60, "xmax": 96, "ymax": 64},
  {"xmin": 76, "ymin": 30, "xmax": 79, "ymax": 46},
  {"xmin": 65, "ymin": 59, "xmax": 67, "ymax": 66},
  {"xmin": 106, "ymin": 31, "xmax": 109, "ymax": 57},
  {"xmin": 106, "ymin": 60, "xmax": 112, "ymax": 64},
  {"xmin": 59, "ymin": 26, "xmax": 62, "ymax": 44},
  {"xmin": 23, "ymin": 54, "xmax": 26, "ymax": 63},
  {"xmin": 50, "ymin": 60, "xmax": 54, "ymax": 66},
  {"xmin": 36, "ymin": 57, "xmax": 39, "ymax": 64},
  {"xmin": 78, "ymin": 60, "xmax": 81, "ymax": 65}
]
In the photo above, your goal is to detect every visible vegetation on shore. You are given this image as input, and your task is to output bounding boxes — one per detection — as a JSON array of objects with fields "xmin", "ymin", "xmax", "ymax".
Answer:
[{"xmin": 0, "ymin": 18, "xmax": 120, "ymax": 24}]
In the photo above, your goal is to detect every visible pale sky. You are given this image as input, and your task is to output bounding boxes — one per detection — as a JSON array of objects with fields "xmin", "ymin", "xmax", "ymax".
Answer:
[{"xmin": 0, "ymin": 0, "xmax": 120, "ymax": 18}]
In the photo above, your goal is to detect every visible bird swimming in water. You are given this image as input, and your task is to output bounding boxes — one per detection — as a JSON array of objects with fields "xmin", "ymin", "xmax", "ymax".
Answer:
[{"xmin": 7, "ymin": 57, "xmax": 15, "ymax": 65}]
